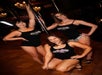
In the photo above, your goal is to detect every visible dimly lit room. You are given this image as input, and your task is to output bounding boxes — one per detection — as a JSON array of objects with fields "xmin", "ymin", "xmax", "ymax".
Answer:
[{"xmin": 0, "ymin": 0, "xmax": 102, "ymax": 75}]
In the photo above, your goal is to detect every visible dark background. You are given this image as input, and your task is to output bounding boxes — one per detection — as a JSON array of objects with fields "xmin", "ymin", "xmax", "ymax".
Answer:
[{"xmin": 0, "ymin": 0, "xmax": 102, "ymax": 41}]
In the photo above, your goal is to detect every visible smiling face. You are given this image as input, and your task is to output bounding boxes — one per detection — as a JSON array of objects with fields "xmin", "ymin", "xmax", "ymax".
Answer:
[
  {"xmin": 48, "ymin": 35, "xmax": 62, "ymax": 45},
  {"xmin": 16, "ymin": 21, "xmax": 26, "ymax": 28}
]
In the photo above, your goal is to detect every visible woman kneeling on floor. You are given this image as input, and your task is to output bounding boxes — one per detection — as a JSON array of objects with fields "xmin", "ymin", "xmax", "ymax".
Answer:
[{"xmin": 42, "ymin": 33, "xmax": 92, "ymax": 72}]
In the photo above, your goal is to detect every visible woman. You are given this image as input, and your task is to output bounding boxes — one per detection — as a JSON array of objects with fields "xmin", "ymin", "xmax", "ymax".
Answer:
[
  {"xmin": 47, "ymin": 13, "xmax": 98, "ymax": 63},
  {"xmin": 3, "ymin": 4, "xmax": 45, "ymax": 64},
  {"xmin": 42, "ymin": 33, "xmax": 92, "ymax": 72}
]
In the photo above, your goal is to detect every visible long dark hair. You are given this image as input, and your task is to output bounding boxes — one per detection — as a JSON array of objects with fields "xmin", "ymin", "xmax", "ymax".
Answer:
[
  {"xmin": 13, "ymin": 18, "xmax": 29, "ymax": 29},
  {"xmin": 51, "ymin": 12, "xmax": 68, "ymax": 23},
  {"xmin": 46, "ymin": 32, "xmax": 66, "ymax": 46},
  {"xmin": 51, "ymin": 12, "xmax": 61, "ymax": 23}
]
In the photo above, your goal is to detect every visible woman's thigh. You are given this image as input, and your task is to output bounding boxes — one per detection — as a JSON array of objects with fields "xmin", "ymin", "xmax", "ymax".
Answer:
[
  {"xmin": 36, "ymin": 45, "xmax": 45, "ymax": 56},
  {"xmin": 21, "ymin": 46, "xmax": 38, "ymax": 56},
  {"xmin": 78, "ymin": 34, "xmax": 90, "ymax": 45},
  {"xmin": 48, "ymin": 58, "xmax": 62, "ymax": 69},
  {"xmin": 56, "ymin": 59, "xmax": 79, "ymax": 71}
]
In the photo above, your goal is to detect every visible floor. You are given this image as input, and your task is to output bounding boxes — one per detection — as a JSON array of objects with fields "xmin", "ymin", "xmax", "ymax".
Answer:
[{"xmin": 0, "ymin": 33, "xmax": 102, "ymax": 75}]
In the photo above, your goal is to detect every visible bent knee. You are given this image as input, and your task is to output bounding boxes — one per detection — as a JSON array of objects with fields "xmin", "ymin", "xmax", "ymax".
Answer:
[
  {"xmin": 47, "ymin": 64, "xmax": 56, "ymax": 69},
  {"xmin": 56, "ymin": 66, "xmax": 68, "ymax": 72},
  {"xmin": 78, "ymin": 36, "xmax": 90, "ymax": 45}
]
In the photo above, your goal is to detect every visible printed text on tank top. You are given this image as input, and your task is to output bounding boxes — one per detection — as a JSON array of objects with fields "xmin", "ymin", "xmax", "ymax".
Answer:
[
  {"xmin": 19, "ymin": 30, "xmax": 41, "ymax": 35},
  {"xmin": 52, "ymin": 44, "xmax": 69, "ymax": 54}
]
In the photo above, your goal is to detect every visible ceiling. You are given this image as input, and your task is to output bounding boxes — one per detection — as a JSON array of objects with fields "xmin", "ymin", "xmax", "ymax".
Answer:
[
  {"xmin": 0, "ymin": 0, "xmax": 101, "ymax": 26},
  {"xmin": 0, "ymin": 0, "xmax": 101, "ymax": 22},
  {"xmin": 0, "ymin": 0, "xmax": 101, "ymax": 37},
  {"xmin": 0, "ymin": 0, "xmax": 54, "ymax": 22}
]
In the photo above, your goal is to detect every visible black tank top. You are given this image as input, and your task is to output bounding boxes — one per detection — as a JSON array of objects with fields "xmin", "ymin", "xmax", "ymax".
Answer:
[
  {"xmin": 19, "ymin": 29, "xmax": 42, "ymax": 46},
  {"xmin": 50, "ymin": 43, "xmax": 76, "ymax": 59},
  {"xmin": 56, "ymin": 23, "xmax": 81, "ymax": 39},
  {"xmin": 20, "ymin": 29, "xmax": 41, "ymax": 41}
]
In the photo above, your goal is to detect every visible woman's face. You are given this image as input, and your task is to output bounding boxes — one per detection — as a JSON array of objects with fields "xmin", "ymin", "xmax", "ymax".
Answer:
[
  {"xmin": 48, "ymin": 36, "xmax": 61, "ymax": 45},
  {"xmin": 16, "ymin": 21, "xmax": 26, "ymax": 28},
  {"xmin": 55, "ymin": 13, "xmax": 67, "ymax": 20}
]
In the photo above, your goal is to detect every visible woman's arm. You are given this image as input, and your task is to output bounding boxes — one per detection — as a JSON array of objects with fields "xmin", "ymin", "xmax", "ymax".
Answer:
[
  {"xmin": 25, "ymin": 4, "xmax": 35, "ymax": 28},
  {"xmin": 3, "ymin": 31, "xmax": 26, "ymax": 41},
  {"xmin": 47, "ymin": 23, "xmax": 58, "ymax": 30},
  {"xmin": 68, "ymin": 41, "xmax": 92, "ymax": 59},
  {"xmin": 74, "ymin": 20, "xmax": 98, "ymax": 36},
  {"xmin": 42, "ymin": 44, "xmax": 53, "ymax": 69}
]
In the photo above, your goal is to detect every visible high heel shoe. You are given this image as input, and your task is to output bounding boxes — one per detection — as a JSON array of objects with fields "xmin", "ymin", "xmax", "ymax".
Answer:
[{"xmin": 75, "ymin": 64, "xmax": 82, "ymax": 70}]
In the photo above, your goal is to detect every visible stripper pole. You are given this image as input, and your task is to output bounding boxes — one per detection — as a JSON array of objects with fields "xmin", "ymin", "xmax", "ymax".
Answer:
[
  {"xmin": 27, "ymin": 0, "xmax": 49, "ymax": 35},
  {"xmin": 51, "ymin": 0, "xmax": 60, "ymax": 12}
]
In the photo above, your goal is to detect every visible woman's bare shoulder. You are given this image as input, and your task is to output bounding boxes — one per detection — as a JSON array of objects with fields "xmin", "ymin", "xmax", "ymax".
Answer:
[{"xmin": 68, "ymin": 41, "xmax": 79, "ymax": 47}]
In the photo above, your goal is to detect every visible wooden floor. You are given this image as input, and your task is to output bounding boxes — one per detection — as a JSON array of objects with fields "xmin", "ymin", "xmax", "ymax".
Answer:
[{"xmin": 0, "ymin": 36, "xmax": 102, "ymax": 75}]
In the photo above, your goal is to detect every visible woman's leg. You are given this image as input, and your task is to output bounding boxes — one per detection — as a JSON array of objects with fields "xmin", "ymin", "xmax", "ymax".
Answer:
[
  {"xmin": 36, "ymin": 45, "xmax": 46, "ymax": 63},
  {"xmin": 78, "ymin": 34, "xmax": 92, "ymax": 62},
  {"xmin": 36, "ymin": 45, "xmax": 45, "ymax": 57},
  {"xmin": 55, "ymin": 59, "xmax": 79, "ymax": 72},
  {"xmin": 78, "ymin": 34, "xmax": 90, "ymax": 45},
  {"xmin": 47, "ymin": 58, "xmax": 62, "ymax": 69},
  {"xmin": 21, "ymin": 46, "xmax": 43, "ymax": 64}
]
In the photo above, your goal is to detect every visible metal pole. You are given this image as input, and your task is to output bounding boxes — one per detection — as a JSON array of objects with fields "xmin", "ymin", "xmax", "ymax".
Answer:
[
  {"xmin": 51, "ymin": 0, "xmax": 60, "ymax": 12},
  {"xmin": 28, "ymin": 2, "xmax": 49, "ymax": 35}
]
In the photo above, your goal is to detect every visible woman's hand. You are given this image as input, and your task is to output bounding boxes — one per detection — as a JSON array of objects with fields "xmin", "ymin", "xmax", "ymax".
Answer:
[
  {"xmin": 21, "ymin": 38, "xmax": 28, "ymax": 41},
  {"xmin": 71, "ymin": 55, "xmax": 83, "ymax": 59}
]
